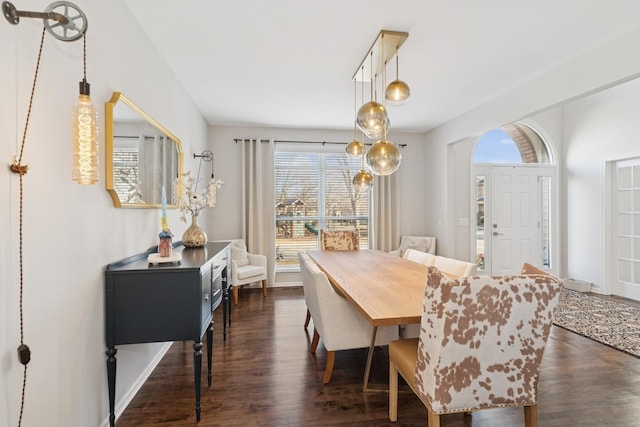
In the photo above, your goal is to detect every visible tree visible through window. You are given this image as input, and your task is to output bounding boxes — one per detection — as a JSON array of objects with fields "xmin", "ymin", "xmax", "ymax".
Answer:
[{"xmin": 275, "ymin": 151, "xmax": 369, "ymax": 269}]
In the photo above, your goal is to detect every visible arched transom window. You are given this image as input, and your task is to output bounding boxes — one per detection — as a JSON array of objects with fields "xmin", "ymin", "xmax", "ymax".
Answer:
[{"xmin": 473, "ymin": 122, "xmax": 551, "ymax": 164}]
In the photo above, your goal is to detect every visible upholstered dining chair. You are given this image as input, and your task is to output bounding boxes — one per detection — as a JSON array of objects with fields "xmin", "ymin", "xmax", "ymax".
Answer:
[
  {"xmin": 303, "ymin": 229, "xmax": 359, "ymax": 329},
  {"xmin": 401, "ymin": 254, "xmax": 474, "ymax": 339},
  {"xmin": 433, "ymin": 255, "xmax": 475, "ymax": 278},
  {"xmin": 402, "ymin": 248, "xmax": 436, "ymax": 266},
  {"xmin": 319, "ymin": 229, "xmax": 360, "ymax": 251},
  {"xmin": 230, "ymin": 239, "xmax": 267, "ymax": 305},
  {"xmin": 388, "ymin": 266, "xmax": 563, "ymax": 426},
  {"xmin": 299, "ymin": 252, "xmax": 398, "ymax": 384},
  {"xmin": 389, "ymin": 235, "xmax": 436, "ymax": 257}
]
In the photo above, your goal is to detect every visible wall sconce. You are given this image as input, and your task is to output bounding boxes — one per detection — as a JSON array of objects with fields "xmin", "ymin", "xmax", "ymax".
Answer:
[
  {"xmin": 4, "ymin": 2, "xmax": 90, "ymax": 424},
  {"xmin": 193, "ymin": 150, "xmax": 223, "ymax": 207},
  {"xmin": 3, "ymin": 1, "xmax": 96, "ymax": 185}
]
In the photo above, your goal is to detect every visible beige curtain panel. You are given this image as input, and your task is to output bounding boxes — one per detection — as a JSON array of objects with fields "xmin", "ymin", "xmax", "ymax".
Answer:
[
  {"xmin": 241, "ymin": 138, "xmax": 276, "ymax": 286},
  {"xmin": 373, "ymin": 173, "xmax": 400, "ymax": 252}
]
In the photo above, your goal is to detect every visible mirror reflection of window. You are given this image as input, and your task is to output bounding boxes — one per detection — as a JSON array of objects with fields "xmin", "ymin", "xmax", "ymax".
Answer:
[
  {"xmin": 113, "ymin": 136, "xmax": 141, "ymax": 202},
  {"xmin": 106, "ymin": 92, "xmax": 183, "ymax": 208}
]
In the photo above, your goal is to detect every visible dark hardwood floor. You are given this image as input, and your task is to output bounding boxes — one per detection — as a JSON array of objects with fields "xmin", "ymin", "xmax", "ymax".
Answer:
[{"xmin": 116, "ymin": 287, "xmax": 640, "ymax": 426}]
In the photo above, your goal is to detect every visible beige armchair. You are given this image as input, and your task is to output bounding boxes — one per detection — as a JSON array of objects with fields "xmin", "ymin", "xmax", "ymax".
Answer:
[
  {"xmin": 299, "ymin": 252, "xmax": 398, "ymax": 384},
  {"xmin": 231, "ymin": 239, "xmax": 267, "ymax": 305},
  {"xmin": 390, "ymin": 235, "xmax": 436, "ymax": 257},
  {"xmin": 389, "ymin": 266, "xmax": 563, "ymax": 426}
]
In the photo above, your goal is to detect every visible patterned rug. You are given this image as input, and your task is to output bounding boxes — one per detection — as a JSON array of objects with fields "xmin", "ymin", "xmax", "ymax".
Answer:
[{"xmin": 553, "ymin": 288, "xmax": 640, "ymax": 358}]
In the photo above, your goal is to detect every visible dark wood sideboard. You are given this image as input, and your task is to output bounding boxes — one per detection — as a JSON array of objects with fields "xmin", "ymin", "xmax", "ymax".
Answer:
[{"xmin": 105, "ymin": 241, "xmax": 232, "ymax": 427}]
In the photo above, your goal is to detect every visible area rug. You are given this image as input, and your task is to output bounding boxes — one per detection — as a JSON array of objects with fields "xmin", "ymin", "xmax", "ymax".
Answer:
[{"xmin": 553, "ymin": 288, "xmax": 640, "ymax": 358}]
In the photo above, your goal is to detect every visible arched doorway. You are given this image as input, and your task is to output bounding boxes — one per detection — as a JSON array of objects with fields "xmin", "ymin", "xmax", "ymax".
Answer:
[{"xmin": 472, "ymin": 122, "xmax": 556, "ymax": 275}]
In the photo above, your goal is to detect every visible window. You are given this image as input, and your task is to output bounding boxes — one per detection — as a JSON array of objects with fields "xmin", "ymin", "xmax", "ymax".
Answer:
[
  {"xmin": 275, "ymin": 149, "xmax": 370, "ymax": 269},
  {"xmin": 473, "ymin": 123, "xmax": 551, "ymax": 165},
  {"xmin": 475, "ymin": 175, "xmax": 486, "ymax": 271}
]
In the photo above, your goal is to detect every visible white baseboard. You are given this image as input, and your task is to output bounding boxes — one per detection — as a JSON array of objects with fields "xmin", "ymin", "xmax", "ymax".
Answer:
[
  {"xmin": 100, "ymin": 342, "xmax": 172, "ymax": 427},
  {"xmin": 272, "ymin": 281, "xmax": 302, "ymax": 288},
  {"xmin": 563, "ymin": 278, "xmax": 592, "ymax": 292}
]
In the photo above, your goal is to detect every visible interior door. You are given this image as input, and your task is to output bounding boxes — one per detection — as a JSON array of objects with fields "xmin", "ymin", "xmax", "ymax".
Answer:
[
  {"xmin": 611, "ymin": 159, "xmax": 640, "ymax": 300},
  {"xmin": 490, "ymin": 166, "xmax": 542, "ymax": 275}
]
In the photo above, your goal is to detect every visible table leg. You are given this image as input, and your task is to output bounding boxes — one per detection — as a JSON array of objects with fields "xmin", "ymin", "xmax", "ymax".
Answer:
[
  {"xmin": 106, "ymin": 347, "xmax": 117, "ymax": 427},
  {"xmin": 193, "ymin": 341, "xmax": 203, "ymax": 421},
  {"xmin": 363, "ymin": 326, "xmax": 378, "ymax": 391}
]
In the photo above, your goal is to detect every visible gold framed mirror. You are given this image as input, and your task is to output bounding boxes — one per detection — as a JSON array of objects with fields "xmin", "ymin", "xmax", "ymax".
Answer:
[{"xmin": 105, "ymin": 92, "xmax": 183, "ymax": 208}]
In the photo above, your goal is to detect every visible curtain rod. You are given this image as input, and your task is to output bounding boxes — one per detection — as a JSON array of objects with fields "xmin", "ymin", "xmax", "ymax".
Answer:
[
  {"xmin": 115, "ymin": 135, "xmax": 161, "ymax": 140},
  {"xmin": 233, "ymin": 138, "xmax": 407, "ymax": 148}
]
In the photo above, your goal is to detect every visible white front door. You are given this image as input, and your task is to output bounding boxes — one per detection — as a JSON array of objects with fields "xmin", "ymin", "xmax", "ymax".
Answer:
[{"xmin": 490, "ymin": 166, "xmax": 542, "ymax": 275}]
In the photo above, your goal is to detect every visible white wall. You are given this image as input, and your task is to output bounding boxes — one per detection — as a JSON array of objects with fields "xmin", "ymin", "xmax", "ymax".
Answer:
[
  {"xmin": 563, "ymin": 77, "xmax": 640, "ymax": 292},
  {"xmin": 1, "ymin": 1, "xmax": 207, "ymax": 426}
]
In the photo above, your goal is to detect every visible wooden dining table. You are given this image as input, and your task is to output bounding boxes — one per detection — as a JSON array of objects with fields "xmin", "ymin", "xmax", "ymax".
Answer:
[{"xmin": 306, "ymin": 249, "xmax": 429, "ymax": 390}]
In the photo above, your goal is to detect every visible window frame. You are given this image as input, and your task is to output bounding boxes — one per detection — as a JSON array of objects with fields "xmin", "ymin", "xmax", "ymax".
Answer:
[{"xmin": 274, "ymin": 143, "xmax": 371, "ymax": 272}]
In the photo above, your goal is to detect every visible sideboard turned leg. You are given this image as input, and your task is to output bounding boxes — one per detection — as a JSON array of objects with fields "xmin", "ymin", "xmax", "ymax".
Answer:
[
  {"xmin": 106, "ymin": 347, "xmax": 118, "ymax": 427},
  {"xmin": 193, "ymin": 341, "xmax": 203, "ymax": 421},
  {"xmin": 207, "ymin": 320, "xmax": 213, "ymax": 387}
]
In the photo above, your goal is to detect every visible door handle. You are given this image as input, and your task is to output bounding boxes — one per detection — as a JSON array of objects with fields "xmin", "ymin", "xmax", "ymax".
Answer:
[{"xmin": 492, "ymin": 231, "xmax": 503, "ymax": 236}]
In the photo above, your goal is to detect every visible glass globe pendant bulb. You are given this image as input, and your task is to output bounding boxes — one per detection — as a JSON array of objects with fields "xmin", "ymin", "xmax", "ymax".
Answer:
[
  {"xmin": 353, "ymin": 169, "xmax": 373, "ymax": 193},
  {"xmin": 356, "ymin": 101, "xmax": 389, "ymax": 139},
  {"xmin": 72, "ymin": 80, "xmax": 98, "ymax": 185},
  {"xmin": 385, "ymin": 79, "xmax": 410, "ymax": 106},
  {"xmin": 345, "ymin": 138, "xmax": 365, "ymax": 158},
  {"xmin": 366, "ymin": 138, "xmax": 402, "ymax": 176}
]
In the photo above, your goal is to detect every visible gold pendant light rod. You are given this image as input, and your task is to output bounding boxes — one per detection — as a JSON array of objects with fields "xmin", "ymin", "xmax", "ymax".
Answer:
[{"xmin": 352, "ymin": 30, "xmax": 408, "ymax": 82}]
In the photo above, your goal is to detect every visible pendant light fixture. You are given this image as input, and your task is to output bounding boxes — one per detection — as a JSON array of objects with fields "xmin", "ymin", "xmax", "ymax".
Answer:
[
  {"xmin": 4, "ymin": 1, "xmax": 96, "ymax": 184},
  {"xmin": 350, "ymin": 30, "xmax": 408, "ymax": 176},
  {"xmin": 3, "ymin": 2, "xmax": 90, "ymax": 424},
  {"xmin": 368, "ymin": 32, "xmax": 402, "ymax": 176},
  {"xmin": 352, "ymin": 165, "xmax": 373, "ymax": 193},
  {"xmin": 385, "ymin": 47, "xmax": 410, "ymax": 106},
  {"xmin": 366, "ymin": 129, "xmax": 402, "ymax": 176},
  {"xmin": 345, "ymin": 74, "xmax": 365, "ymax": 158},
  {"xmin": 72, "ymin": 32, "xmax": 98, "ymax": 184},
  {"xmin": 356, "ymin": 51, "xmax": 389, "ymax": 139}
]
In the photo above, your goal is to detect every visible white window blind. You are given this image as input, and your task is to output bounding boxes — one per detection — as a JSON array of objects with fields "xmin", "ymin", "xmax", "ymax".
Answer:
[
  {"xmin": 113, "ymin": 138, "xmax": 140, "ymax": 202},
  {"xmin": 275, "ymin": 151, "xmax": 369, "ymax": 268}
]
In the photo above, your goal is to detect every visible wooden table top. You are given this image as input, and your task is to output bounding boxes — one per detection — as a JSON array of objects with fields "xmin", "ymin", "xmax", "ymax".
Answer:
[{"xmin": 306, "ymin": 249, "xmax": 428, "ymax": 327}]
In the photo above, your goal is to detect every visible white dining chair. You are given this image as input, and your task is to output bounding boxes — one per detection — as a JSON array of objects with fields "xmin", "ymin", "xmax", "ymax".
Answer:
[
  {"xmin": 303, "ymin": 229, "xmax": 360, "ymax": 329},
  {"xmin": 402, "ymin": 248, "xmax": 436, "ymax": 266},
  {"xmin": 299, "ymin": 252, "xmax": 398, "ymax": 384}
]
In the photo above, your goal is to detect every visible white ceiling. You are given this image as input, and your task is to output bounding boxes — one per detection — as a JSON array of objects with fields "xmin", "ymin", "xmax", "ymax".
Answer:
[{"xmin": 123, "ymin": 0, "xmax": 640, "ymax": 133}]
